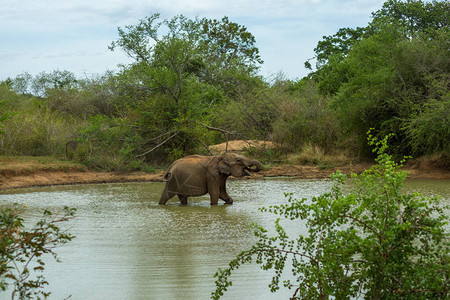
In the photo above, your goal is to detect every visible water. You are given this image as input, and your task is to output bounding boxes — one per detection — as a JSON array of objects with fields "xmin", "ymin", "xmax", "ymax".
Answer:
[{"xmin": 0, "ymin": 179, "xmax": 448, "ymax": 299}]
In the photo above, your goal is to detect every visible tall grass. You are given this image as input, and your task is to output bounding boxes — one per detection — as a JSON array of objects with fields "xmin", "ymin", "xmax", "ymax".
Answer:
[
  {"xmin": 287, "ymin": 142, "xmax": 353, "ymax": 167},
  {"xmin": 0, "ymin": 107, "xmax": 83, "ymax": 156}
]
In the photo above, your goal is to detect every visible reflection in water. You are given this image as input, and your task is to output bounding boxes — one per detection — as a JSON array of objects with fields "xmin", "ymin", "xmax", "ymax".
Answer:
[{"xmin": 0, "ymin": 179, "xmax": 448, "ymax": 299}]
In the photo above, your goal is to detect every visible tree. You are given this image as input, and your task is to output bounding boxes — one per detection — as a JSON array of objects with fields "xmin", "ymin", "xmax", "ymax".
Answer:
[
  {"xmin": 371, "ymin": 0, "xmax": 449, "ymax": 38},
  {"xmin": 31, "ymin": 70, "xmax": 78, "ymax": 97},
  {"xmin": 10, "ymin": 73, "xmax": 33, "ymax": 95},
  {"xmin": 1, "ymin": 205, "xmax": 76, "ymax": 299},
  {"xmin": 330, "ymin": 23, "xmax": 449, "ymax": 155},
  {"xmin": 210, "ymin": 74, "xmax": 275, "ymax": 141},
  {"xmin": 310, "ymin": 0, "xmax": 449, "ymax": 156},
  {"xmin": 109, "ymin": 14, "xmax": 216, "ymax": 160},
  {"xmin": 109, "ymin": 13, "xmax": 262, "ymax": 107},
  {"xmin": 212, "ymin": 132, "xmax": 449, "ymax": 299},
  {"xmin": 307, "ymin": 26, "xmax": 368, "ymax": 71},
  {"xmin": 0, "ymin": 81, "xmax": 19, "ymax": 136},
  {"xmin": 309, "ymin": 0, "xmax": 449, "ymax": 73},
  {"xmin": 0, "ymin": 100, "xmax": 13, "ymax": 135},
  {"xmin": 272, "ymin": 78, "xmax": 340, "ymax": 152},
  {"xmin": 108, "ymin": 14, "xmax": 263, "ymax": 161},
  {"xmin": 201, "ymin": 16, "xmax": 263, "ymax": 70},
  {"xmin": 199, "ymin": 16, "xmax": 263, "ymax": 94}
]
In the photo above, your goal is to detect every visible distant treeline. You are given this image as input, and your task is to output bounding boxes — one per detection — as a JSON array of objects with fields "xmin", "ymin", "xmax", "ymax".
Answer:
[{"xmin": 0, "ymin": 0, "xmax": 448, "ymax": 171}]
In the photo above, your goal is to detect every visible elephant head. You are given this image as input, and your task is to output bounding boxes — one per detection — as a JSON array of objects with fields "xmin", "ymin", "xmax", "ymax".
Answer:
[{"xmin": 216, "ymin": 153, "xmax": 262, "ymax": 177}]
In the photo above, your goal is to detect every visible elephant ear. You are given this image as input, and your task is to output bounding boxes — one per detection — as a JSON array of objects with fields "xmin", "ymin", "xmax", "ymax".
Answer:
[{"xmin": 217, "ymin": 158, "xmax": 231, "ymax": 175}]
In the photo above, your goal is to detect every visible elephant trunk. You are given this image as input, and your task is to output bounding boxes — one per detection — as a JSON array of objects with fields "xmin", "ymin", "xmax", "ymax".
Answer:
[{"xmin": 244, "ymin": 159, "xmax": 262, "ymax": 172}]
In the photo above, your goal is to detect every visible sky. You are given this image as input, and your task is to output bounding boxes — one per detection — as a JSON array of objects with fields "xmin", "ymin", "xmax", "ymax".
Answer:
[{"xmin": 1, "ymin": 0, "xmax": 385, "ymax": 81}]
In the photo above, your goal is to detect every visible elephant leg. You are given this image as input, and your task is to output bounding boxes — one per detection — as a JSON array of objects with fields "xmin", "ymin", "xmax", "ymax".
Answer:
[
  {"xmin": 206, "ymin": 177, "xmax": 220, "ymax": 205},
  {"xmin": 210, "ymin": 195, "xmax": 219, "ymax": 205},
  {"xmin": 159, "ymin": 185, "xmax": 176, "ymax": 205},
  {"xmin": 178, "ymin": 195, "xmax": 188, "ymax": 205},
  {"xmin": 219, "ymin": 189, "xmax": 233, "ymax": 204},
  {"xmin": 219, "ymin": 181, "xmax": 233, "ymax": 204},
  {"xmin": 209, "ymin": 188, "xmax": 220, "ymax": 205}
]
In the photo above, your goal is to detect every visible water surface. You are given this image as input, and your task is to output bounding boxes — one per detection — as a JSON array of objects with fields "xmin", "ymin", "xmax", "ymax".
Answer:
[{"xmin": 1, "ymin": 179, "xmax": 448, "ymax": 299}]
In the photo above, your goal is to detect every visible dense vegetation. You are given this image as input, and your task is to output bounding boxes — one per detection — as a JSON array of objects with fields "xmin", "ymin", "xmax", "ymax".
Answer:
[{"xmin": 0, "ymin": 0, "xmax": 448, "ymax": 171}]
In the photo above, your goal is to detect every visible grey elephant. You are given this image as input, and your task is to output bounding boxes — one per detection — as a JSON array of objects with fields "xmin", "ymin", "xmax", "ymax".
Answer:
[{"xmin": 159, "ymin": 153, "xmax": 262, "ymax": 205}]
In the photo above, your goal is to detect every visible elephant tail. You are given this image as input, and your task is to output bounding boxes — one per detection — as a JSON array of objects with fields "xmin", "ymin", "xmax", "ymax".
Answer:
[
  {"xmin": 163, "ymin": 171, "xmax": 172, "ymax": 181},
  {"xmin": 163, "ymin": 161, "xmax": 177, "ymax": 181}
]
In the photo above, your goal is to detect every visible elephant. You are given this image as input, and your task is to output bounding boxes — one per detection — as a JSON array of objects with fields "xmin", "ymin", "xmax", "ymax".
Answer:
[{"xmin": 159, "ymin": 153, "xmax": 262, "ymax": 205}]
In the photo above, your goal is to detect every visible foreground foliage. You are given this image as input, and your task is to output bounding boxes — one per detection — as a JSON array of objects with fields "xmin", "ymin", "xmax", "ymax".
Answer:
[
  {"xmin": 212, "ymin": 133, "xmax": 449, "ymax": 299},
  {"xmin": 0, "ymin": 205, "xmax": 76, "ymax": 299}
]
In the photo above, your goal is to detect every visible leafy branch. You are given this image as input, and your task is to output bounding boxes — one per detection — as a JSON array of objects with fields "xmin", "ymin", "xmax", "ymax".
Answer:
[
  {"xmin": 212, "ymin": 132, "xmax": 449, "ymax": 299},
  {"xmin": 1, "ymin": 205, "xmax": 76, "ymax": 299}
]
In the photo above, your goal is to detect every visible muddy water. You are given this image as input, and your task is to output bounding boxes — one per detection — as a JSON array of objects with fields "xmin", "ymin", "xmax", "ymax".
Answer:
[{"xmin": 1, "ymin": 179, "xmax": 449, "ymax": 299}]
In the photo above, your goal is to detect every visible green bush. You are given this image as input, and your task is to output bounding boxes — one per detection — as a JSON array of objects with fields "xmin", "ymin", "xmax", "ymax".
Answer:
[
  {"xmin": 0, "ymin": 106, "xmax": 81, "ymax": 156},
  {"xmin": 405, "ymin": 97, "xmax": 450, "ymax": 156},
  {"xmin": 211, "ymin": 76, "xmax": 277, "ymax": 141},
  {"xmin": 70, "ymin": 115, "xmax": 147, "ymax": 171},
  {"xmin": 212, "ymin": 132, "xmax": 449, "ymax": 299},
  {"xmin": 272, "ymin": 79, "xmax": 340, "ymax": 153},
  {"xmin": 0, "ymin": 100, "xmax": 13, "ymax": 135}
]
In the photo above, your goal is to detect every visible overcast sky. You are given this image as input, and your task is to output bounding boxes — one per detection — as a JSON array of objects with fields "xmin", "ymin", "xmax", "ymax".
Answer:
[{"xmin": 1, "ymin": 0, "xmax": 385, "ymax": 81}]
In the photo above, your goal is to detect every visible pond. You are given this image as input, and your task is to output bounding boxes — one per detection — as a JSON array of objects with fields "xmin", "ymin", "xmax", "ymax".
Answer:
[{"xmin": 1, "ymin": 179, "xmax": 449, "ymax": 299}]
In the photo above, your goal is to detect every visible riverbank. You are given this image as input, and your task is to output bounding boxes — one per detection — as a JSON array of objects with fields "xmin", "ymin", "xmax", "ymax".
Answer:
[{"xmin": 0, "ymin": 156, "xmax": 448, "ymax": 191}]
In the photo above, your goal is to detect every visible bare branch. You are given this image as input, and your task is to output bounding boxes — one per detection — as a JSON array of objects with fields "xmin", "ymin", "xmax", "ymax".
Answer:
[
  {"xmin": 196, "ymin": 138, "xmax": 213, "ymax": 155},
  {"xmin": 143, "ymin": 130, "xmax": 176, "ymax": 143},
  {"xmin": 341, "ymin": 213, "xmax": 382, "ymax": 241},
  {"xmin": 196, "ymin": 121, "xmax": 248, "ymax": 153},
  {"xmin": 136, "ymin": 132, "xmax": 179, "ymax": 158},
  {"xmin": 199, "ymin": 122, "xmax": 241, "ymax": 135}
]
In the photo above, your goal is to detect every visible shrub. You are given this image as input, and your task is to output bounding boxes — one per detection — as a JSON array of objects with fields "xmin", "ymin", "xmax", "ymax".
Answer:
[
  {"xmin": 211, "ymin": 77, "xmax": 277, "ymax": 141},
  {"xmin": 0, "ymin": 205, "xmax": 76, "ymax": 299},
  {"xmin": 405, "ymin": 98, "xmax": 450, "ymax": 156},
  {"xmin": 71, "ymin": 115, "xmax": 145, "ymax": 171},
  {"xmin": 0, "ymin": 100, "xmax": 13, "ymax": 135},
  {"xmin": 0, "ymin": 107, "xmax": 80, "ymax": 156},
  {"xmin": 272, "ymin": 80, "xmax": 340, "ymax": 153},
  {"xmin": 212, "ymin": 132, "xmax": 449, "ymax": 299}
]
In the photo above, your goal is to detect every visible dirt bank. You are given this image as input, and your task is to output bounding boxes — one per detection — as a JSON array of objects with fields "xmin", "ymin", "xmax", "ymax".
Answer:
[
  {"xmin": 1, "ymin": 140, "xmax": 448, "ymax": 190},
  {"xmin": 1, "ymin": 161, "xmax": 448, "ymax": 191}
]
